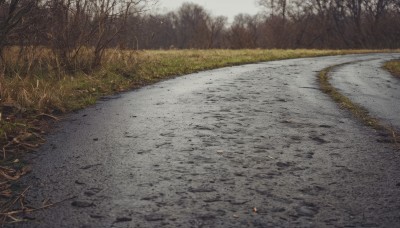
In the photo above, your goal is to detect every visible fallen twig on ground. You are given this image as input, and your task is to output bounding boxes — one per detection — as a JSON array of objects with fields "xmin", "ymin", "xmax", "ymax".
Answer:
[{"xmin": 0, "ymin": 187, "xmax": 76, "ymax": 225}]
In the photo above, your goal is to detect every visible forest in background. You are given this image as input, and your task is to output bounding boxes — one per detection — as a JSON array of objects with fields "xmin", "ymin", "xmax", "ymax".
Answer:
[
  {"xmin": 0, "ymin": 0, "xmax": 400, "ymax": 76},
  {"xmin": 132, "ymin": 0, "xmax": 400, "ymax": 50}
]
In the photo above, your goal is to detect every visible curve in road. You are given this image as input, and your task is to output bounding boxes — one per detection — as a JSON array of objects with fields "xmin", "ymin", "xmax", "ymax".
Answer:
[
  {"xmin": 13, "ymin": 53, "xmax": 400, "ymax": 228},
  {"xmin": 330, "ymin": 58, "xmax": 400, "ymax": 131}
]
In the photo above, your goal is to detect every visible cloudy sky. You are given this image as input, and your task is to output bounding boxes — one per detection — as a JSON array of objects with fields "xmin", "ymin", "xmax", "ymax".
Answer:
[{"xmin": 156, "ymin": 0, "xmax": 261, "ymax": 22}]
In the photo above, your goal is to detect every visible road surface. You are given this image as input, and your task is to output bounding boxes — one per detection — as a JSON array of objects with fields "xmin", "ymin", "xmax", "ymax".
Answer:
[
  {"xmin": 15, "ymin": 53, "xmax": 400, "ymax": 227},
  {"xmin": 331, "ymin": 58, "xmax": 400, "ymax": 130}
]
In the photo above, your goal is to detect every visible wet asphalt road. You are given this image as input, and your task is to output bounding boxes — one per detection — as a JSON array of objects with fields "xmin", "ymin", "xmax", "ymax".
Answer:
[
  {"xmin": 331, "ymin": 58, "xmax": 400, "ymax": 130},
  {"xmin": 15, "ymin": 53, "xmax": 400, "ymax": 227}
]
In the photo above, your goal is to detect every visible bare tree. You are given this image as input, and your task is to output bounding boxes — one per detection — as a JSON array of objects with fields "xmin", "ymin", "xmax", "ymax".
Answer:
[
  {"xmin": 258, "ymin": 0, "xmax": 289, "ymax": 19},
  {"xmin": 44, "ymin": 0, "xmax": 151, "ymax": 71},
  {"xmin": 207, "ymin": 16, "xmax": 227, "ymax": 48},
  {"xmin": 89, "ymin": 0, "xmax": 146, "ymax": 67},
  {"xmin": 173, "ymin": 3, "xmax": 212, "ymax": 49},
  {"xmin": 0, "ymin": 0, "xmax": 36, "ymax": 61},
  {"xmin": 228, "ymin": 14, "xmax": 261, "ymax": 49}
]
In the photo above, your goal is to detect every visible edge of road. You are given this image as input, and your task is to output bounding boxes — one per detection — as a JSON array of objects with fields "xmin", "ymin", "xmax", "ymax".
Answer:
[{"xmin": 318, "ymin": 60, "xmax": 400, "ymax": 147}]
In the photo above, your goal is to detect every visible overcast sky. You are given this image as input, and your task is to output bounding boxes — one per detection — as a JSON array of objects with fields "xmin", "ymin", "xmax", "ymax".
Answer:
[{"xmin": 156, "ymin": 0, "xmax": 261, "ymax": 22}]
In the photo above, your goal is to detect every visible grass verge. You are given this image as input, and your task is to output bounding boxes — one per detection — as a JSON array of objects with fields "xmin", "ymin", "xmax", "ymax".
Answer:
[
  {"xmin": 318, "ymin": 62, "xmax": 400, "ymax": 145},
  {"xmin": 383, "ymin": 60, "xmax": 400, "ymax": 78}
]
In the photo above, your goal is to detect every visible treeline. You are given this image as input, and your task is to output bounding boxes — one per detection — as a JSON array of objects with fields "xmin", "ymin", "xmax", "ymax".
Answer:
[
  {"xmin": 0, "ymin": 0, "xmax": 400, "ymax": 75},
  {"xmin": 134, "ymin": 0, "xmax": 400, "ymax": 49}
]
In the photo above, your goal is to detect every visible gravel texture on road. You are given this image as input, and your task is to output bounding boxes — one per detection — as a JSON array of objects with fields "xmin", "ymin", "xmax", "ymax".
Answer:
[{"xmin": 14, "ymin": 54, "xmax": 400, "ymax": 227}]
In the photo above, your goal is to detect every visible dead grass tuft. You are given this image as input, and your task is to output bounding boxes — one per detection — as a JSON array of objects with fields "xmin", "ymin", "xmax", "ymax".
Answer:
[{"xmin": 383, "ymin": 60, "xmax": 400, "ymax": 79}]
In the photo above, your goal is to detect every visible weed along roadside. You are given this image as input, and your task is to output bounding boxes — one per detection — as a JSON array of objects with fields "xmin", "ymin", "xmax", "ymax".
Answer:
[
  {"xmin": 0, "ymin": 49, "xmax": 399, "ymax": 224},
  {"xmin": 384, "ymin": 60, "xmax": 400, "ymax": 78}
]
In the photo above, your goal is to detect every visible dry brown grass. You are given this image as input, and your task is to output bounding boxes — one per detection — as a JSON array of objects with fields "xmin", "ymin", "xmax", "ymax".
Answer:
[{"xmin": 383, "ymin": 60, "xmax": 400, "ymax": 78}]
